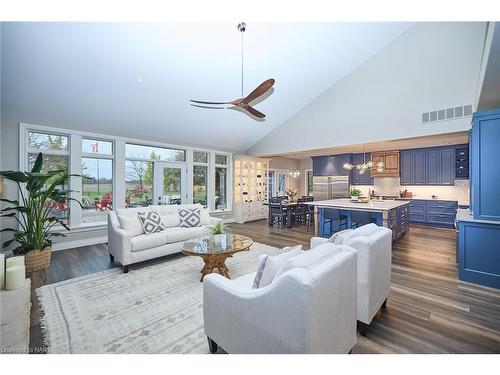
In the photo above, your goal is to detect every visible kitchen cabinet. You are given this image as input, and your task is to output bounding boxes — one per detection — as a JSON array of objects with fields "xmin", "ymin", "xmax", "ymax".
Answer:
[
  {"xmin": 371, "ymin": 150, "xmax": 400, "ymax": 177},
  {"xmin": 471, "ymin": 108, "xmax": 500, "ymax": 221},
  {"xmin": 455, "ymin": 146, "xmax": 469, "ymax": 179},
  {"xmin": 458, "ymin": 220, "xmax": 500, "ymax": 289},
  {"xmin": 351, "ymin": 153, "xmax": 374, "ymax": 185},
  {"xmin": 400, "ymin": 146, "xmax": 455, "ymax": 185},
  {"xmin": 403, "ymin": 199, "xmax": 457, "ymax": 227},
  {"xmin": 312, "ymin": 154, "xmax": 351, "ymax": 176}
]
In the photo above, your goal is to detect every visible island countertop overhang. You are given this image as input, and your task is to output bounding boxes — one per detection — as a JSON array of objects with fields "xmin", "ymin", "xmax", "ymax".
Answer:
[{"xmin": 306, "ymin": 198, "xmax": 410, "ymax": 212}]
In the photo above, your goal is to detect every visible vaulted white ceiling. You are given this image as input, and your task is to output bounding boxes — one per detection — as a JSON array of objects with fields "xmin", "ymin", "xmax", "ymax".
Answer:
[{"xmin": 1, "ymin": 22, "xmax": 412, "ymax": 151}]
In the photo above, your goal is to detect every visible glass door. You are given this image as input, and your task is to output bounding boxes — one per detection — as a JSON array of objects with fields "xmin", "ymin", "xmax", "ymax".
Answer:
[{"xmin": 153, "ymin": 162, "xmax": 187, "ymax": 205}]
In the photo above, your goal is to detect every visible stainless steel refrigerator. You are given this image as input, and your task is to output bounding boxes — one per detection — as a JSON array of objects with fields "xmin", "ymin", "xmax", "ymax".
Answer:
[{"xmin": 312, "ymin": 176, "xmax": 349, "ymax": 200}]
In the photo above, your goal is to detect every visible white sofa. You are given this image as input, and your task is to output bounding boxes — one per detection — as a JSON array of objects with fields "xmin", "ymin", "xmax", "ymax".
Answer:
[
  {"xmin": 108, "ymin": 204, "xmax": 222, "ymax": 272},
  {"xmin": 311, "ymin": 223, "xmax": 392, "ymax": 336},
  {"xmin": 203, "ymin": 242, "xmax": 358, "ymax": 354}
]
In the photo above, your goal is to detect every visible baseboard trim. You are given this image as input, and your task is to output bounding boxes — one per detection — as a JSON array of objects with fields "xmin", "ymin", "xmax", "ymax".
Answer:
[{"xmin": 52, "ymin": 236, "xmax": 108, "ymax": 251}]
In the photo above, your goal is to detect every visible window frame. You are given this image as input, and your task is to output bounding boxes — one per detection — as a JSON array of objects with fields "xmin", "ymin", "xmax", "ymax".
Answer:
[{"xmin": 192, "ymin": 151, "xmax": 209, "ymax": 207}]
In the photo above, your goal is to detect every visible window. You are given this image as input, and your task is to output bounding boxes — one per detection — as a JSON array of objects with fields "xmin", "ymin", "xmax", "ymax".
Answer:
[
  {"xmin": 82, "ymin": 139, "xmax": 112, "ymax": 155},
  {"xmin": 268, "ymin": 170, "xmax": 275, "ymax": 198},
  {"xmin": 215, "ymin": 154, "xmax": 227, "ymax": 165},
  {"xmin": 81, "ymin": 138, "xmax": 114, "ymax": 224},
  {"xmin": 306, "ymin": 170, "xmax": 313, "ymax": 196},
  {"xmin": 27, "ymin": 132, "xmax": 70, "ymax": 223},
  {"xmin": 193, "ymin": 151, "xmax": 208, "ymax": 206},
  {"xmin": 28, "ymin": 131, "xmax": 68, "ymax": 151},
  {"xmin": 215, "ymin": 167, "xmax": 227, "ymax": 210},
  {"xmin": 278, "ymin": 173, "xmax": 287, "ymax": 195},
  {"xmin": 125, "ymin": 160, "xmax": 153, "ymax": 207},
  {"xmin": 125, "ymin": 143, "xmax": 185, "ymax": 162},
  {"xmin": 193, "ymin": 151, "xmax": 208, "ymax": 163}
]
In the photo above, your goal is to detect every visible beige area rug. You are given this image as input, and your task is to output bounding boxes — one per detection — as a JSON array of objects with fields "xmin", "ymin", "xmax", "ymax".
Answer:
[{"xmin": 36, "ymin": 242, "xmax": 283, "ymax": 354}]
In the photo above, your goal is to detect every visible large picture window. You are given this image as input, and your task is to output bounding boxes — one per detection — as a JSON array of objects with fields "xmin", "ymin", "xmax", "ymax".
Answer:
[
  {"xmin": 81, "ymin": 139, "xmax": 114, "ymax": 224},
  {"xmin": 215, "ymin": 154, "xmax": 228, "ymax": 210},
  {"xmin": 27, "ymin": 131, "xmax": 70, "ymax": 223},
  {"xmin": 193, "ymin": 151, "xmax": 208, "ymax": 206},
  {"xmin": 23, "ymin": 125, "xmax": 232, "ymax": 233}
]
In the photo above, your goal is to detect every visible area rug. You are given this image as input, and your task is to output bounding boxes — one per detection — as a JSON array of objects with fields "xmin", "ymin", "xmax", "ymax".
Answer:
[{"xmin": 36, "ymin": 242, "xmax": 284, "ymax": 354}]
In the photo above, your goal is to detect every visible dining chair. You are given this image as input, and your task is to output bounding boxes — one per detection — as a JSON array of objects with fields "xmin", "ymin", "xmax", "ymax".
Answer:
[
  {"xmin": 269, "ymin": 201, "xmax": 287, "ymax": 228},
  {"xmin": 294, "ymin": 198, "xmax": 307, "ymax": 225},
  {"xmin": 322, "ymin": 208, "xmax": 348, "ymax": 236}
]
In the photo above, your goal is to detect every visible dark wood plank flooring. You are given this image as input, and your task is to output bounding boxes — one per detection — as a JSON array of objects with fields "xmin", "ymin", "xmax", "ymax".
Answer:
[{"xmin": 28, "ymin": 221, "xmax": 500, "ymax": 353}]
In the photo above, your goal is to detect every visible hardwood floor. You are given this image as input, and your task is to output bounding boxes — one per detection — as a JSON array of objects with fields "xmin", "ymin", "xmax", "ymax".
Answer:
[{"xmin": 28, "ymin": 221, "xmax": 500, "ymax": 353}]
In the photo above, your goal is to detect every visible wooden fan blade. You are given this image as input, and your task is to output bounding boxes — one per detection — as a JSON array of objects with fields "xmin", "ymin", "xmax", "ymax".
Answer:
[
  {"xmin": 241, "ymin": 78, "xmax": 275, "ymax": 104},
  {"xmin": 191, "ymin": 104, "xmax": 227, "ymax": 110},
  {"xmin": 190, "ymin": 100, "xmax": 233, "ymax": 105},
  {"xmin": 240, "ymin": 104, "xmax": 266, "ymax": 119}
]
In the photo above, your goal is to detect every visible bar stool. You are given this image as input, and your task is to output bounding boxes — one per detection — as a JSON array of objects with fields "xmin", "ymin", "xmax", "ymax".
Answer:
[{"xmin": 322, "ymin": 209, "xmax": 348, "ymax": 236}]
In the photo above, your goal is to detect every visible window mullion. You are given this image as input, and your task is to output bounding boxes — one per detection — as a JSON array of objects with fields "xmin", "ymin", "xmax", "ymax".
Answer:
[{"xmin": 69, "ymin": 134, "xmax": 82, "ymax": 228}]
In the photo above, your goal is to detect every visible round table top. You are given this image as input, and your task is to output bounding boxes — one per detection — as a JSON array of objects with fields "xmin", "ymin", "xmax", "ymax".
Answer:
[{"xmin": 182, "ymin": 234, "xmax": 253, "ymax": 257}]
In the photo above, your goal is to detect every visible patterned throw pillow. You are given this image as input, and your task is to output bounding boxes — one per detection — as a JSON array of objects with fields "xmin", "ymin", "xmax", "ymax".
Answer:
[
  {"xmin": 137, "ymin": 211, "xmax": 165, "ymax": 234},
  {"xmin": 252, "ymin": 255, "xmax": 269, "ymax": 289},
  {"xmin": 179, "ymin": 208, "xmax": 201, "ymax": 228}
]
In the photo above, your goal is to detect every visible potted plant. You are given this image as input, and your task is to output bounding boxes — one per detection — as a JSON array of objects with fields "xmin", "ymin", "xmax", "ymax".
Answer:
[
  {"xmin": 0, "ymin": 153, "xmax": 80, "ymax": 273},
  {"xmin": 349, "ymin": 188, "xmax": 363, "ymax": 202},
  {"xmin": 208, "ymin": 221, "xmax": 229, "ymax": 235}
]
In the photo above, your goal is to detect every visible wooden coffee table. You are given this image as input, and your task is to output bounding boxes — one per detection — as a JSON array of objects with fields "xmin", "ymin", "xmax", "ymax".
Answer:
[{"xmin": 182, "ymin": 234, "xmax": 253, "ymax": 282}]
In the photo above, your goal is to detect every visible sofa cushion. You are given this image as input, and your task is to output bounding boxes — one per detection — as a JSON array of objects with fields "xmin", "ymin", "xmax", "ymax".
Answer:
[
  {"xmin": 138, "ymin": 211, "xmax": 165, "ymax": 234},
  {"xmin": 150, "ymin": 205, "xmax": 179, "ymax": 216},
  {"xmin": 116, "ymin": 206, "xmax": 151, "ymax": 217},
  {"xmin": 200, "ymin": 208, "xmax": 211, "ymax": 225},
  {"xmin": 131, "ymin": 232, "xmax": 168, "ymax": 252},
  {"xmin": 117, "ymin": 214, "xmax": 144, "ymax": 237},
  {"xmin": 252, "ymin": 246, "xmax": 302, "ymax": 289},
  {"xmin": 179, "ymin": 208, "xmax": 201, "ymax": 227},
  {"xmin": 275, "ymin": 242, "xmax": 340, "ymax": 280},
  {"xmin": 163, "ymin": 226, "xmax": 207, "ymax": 243},
  {"xmin": 161, "ymin": 214, "xmax": 180, "ymax": 228}
]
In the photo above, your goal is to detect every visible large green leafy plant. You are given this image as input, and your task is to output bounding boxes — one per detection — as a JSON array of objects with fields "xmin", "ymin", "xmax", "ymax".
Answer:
[{"xmin": 0, "ymin": 153, "xmax": 80, "ymax": 254}]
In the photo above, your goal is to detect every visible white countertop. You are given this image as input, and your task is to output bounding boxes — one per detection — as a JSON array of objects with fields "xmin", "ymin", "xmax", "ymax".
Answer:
[
  {"xmin": 456, "ymin": 208, "xmax": 500, "ymax": 225},
  {"xmin": 307, "ymin": 198, "xmax": 410, "ymax": 211}
]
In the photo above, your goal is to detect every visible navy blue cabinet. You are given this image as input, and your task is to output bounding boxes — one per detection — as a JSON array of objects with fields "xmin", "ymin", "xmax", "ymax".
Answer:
[
  {"xmin": 400, "ymin": 146, "xmax": 456, "ymax": 185},
  {"xmin": 406, "ymin": 199, "xmax": 457, "ymax": 227},
  {"xmin": 471, "ymin": 109, "xmax": 500, "ymax": 221},
  {"xmin": 458, "ymin": 220, "xmax": 500, "ymax": 289},
  {"xmin": 351, "ymin": 153, "xmax": 373, "ymax": 185},
  {"xmin": 312, "ymin": 154, "xmax": 351, "ymax": 176}
]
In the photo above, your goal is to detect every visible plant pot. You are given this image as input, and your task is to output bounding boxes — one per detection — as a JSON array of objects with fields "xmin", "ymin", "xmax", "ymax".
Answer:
[
  {"xmin": 24, "ymin": 246, "xmax": 51, "ymax": 274},
  {"xmin": 350, "ymin": 196, "xmax": 359, "ymax": 202}
]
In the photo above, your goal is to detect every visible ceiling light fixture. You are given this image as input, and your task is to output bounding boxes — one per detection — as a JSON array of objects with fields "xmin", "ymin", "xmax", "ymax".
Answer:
[{"xmin": 343, "ymin": 146, "xmax": 384, "ymax": 175}]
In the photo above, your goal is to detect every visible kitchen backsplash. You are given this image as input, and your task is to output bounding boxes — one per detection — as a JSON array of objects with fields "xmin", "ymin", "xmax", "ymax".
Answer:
[{"xmin": 352, "ymin": 177, "xmax": 470, "ymax": 203}]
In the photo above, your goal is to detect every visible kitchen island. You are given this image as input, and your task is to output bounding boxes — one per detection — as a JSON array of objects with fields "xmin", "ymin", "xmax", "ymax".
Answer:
[{"xmin": 307, "ymin": 198, "xmax": 410, "ymax": 241}]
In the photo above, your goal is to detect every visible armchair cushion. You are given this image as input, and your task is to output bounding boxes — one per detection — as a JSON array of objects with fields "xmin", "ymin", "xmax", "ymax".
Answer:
[
  {"xmin": 252, "ymin": 246, "xmax": 302, "ymax": 289},
  {"xmin": 327, "ymin": 228, "xmax": 353, "ymax": 244},
  {"xmin": 276, "ymin": 242, "xmax": 340, "ymax": 279}
]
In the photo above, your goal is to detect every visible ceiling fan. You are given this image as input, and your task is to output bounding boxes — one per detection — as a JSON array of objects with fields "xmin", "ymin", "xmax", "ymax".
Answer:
[{"xmin": 190, "ymin": 22, "xmax": 275, "ymax": 121}]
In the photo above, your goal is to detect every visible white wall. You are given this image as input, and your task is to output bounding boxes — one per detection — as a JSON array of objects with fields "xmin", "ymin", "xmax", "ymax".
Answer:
[{"xmin": 247, "ymin": 22, "xmax": 487, "ymax": 156}]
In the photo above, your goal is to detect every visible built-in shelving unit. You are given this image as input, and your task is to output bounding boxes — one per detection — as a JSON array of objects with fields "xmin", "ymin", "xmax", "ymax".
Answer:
[{"xmin": 233, "ymin": 155, "xmax": 270, "ymax": 223}]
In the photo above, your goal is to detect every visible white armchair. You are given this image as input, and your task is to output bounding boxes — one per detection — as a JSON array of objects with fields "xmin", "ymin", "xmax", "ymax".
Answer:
[
  {"xmin": 310, "ymin": 223, "xmax": 392, "ymax": 336},
  {"xmin": 203, "ymin": 244, "xmax": 358, "ymax": 354}
]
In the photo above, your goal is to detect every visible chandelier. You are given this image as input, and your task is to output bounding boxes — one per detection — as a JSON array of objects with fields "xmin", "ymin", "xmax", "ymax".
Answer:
[
  {"xmin": 288, "ymin": 153, "xmax": 301, "ymax": 179},
  {"xmin": 343, "ymin": 148, "xmax": 384, "ymax": 175}
]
